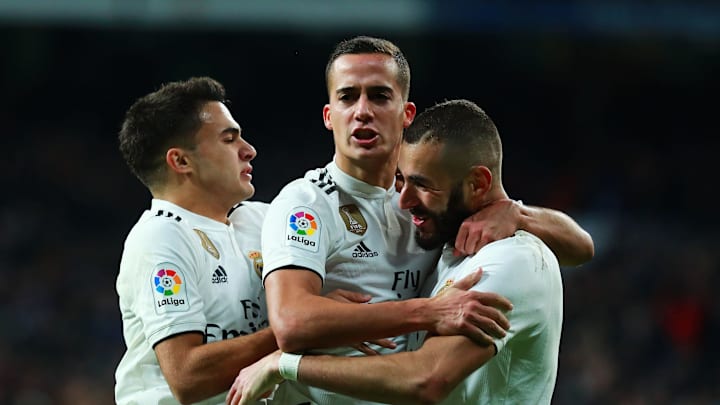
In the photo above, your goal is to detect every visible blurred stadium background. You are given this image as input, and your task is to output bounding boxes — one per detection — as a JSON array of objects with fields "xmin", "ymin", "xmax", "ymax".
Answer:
[{"xmin": 1, "ymin": 0, "xmax": 718, "ymax": 403}]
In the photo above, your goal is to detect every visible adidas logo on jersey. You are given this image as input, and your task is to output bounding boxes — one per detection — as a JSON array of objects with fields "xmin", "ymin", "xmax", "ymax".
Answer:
[
  {"xmin": 212, "ymin": 265, "xmax": 228, "ymax": 284},
  {"xmin": 352, "ymin": 241, "xmax": 379, "ymax": 258}
]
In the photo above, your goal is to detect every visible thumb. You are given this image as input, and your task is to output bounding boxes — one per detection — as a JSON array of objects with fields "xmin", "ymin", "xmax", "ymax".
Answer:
[{"xmin": 452, "ymin": 267, "xmax": 483, "ymax": 290}]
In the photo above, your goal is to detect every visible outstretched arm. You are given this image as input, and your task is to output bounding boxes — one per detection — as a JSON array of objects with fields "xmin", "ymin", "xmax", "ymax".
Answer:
[
  {"xmin": 265, "ymin": 268, "xmax": 512, "ymax": 353},
  {"xmin": 453, "ymin": 199, "xmax": 594, "ymax": 266},
  {"xmin": 227, "ymin": 334, "xmax": 492, "ymax": 405}
]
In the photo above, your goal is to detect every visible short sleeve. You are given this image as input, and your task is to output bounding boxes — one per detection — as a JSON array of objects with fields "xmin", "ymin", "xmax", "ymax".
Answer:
[
  {"xmin": 121, "ymin": 221, "xmax": 209, "ymax": 347},
  {"xmin": 261, "ymin": 180, "xmax": 334, "ymax": 283}
]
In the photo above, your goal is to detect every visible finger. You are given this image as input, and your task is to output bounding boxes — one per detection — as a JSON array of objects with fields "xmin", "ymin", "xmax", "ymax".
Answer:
[
  {"xmin": 465, "ymin": 229, "xmax": 482, "ymax": 254},
  {"xmin": 472, "ymin": 311, "xmax": 509, "ymax": 337},
  {"xmin": 474, "ymin": 292, "xmax": 514, "ymax": 312},
  {"xmin": 353, "ymin": 343, "xmax": 380, "ymax": 356},
  {"xmin": 462, "ymin": 323, "xmax": 495, "ymax": 346},
  {"xmin": 453, "ymin": 222, "xmax": 470, "ymax": 256},
  {"xmin": 466, "ymin": 301, "xmax": 511, "ymax": 332},
  {"xmin": 366, "ymin": 338, "xmax": 397, "ymax": 350},
  {"xmin": 452, "ymin": 268, "xmax": 483, "ymax": 290}
]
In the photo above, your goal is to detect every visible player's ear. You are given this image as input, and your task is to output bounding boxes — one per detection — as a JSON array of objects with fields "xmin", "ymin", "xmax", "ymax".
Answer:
[
  {"xmin": 166, "ymin": 148, "xmax": 192, "ymax": 174},
  {"xmin": 323, "ymin": 104, "xmax": 333, "ymax": 130},
  {"xmin": 402, "ymin": 102, "xmax": 416, "ymax": 129},
  {"xmin": 468, "ymin": 165, "xmax": 492, "ymax": 198}
]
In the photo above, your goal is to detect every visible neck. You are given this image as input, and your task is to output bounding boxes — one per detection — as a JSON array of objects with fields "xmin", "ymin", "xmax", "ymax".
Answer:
[
  {"xmin": 473, "ymin": 184, "xmax": 509, "ymax": 212},
  {"xmin": 334, "ymin": 151, "xmax": 398, "ymax": 189},
  {"xmin": 154, "ymin": 187, "xmax": 232, "ymax": 224}
]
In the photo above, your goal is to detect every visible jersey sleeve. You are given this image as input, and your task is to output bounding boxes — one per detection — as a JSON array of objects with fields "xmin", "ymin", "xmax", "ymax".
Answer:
[
  {"xmin": 121, "ymin": 219, "xmax": 210, "ymax": 347},
  {"xmin": 457, "ymin": 232, "xmax": 560, "ymax": 354},
  {"xmin": 261, "ymin": 179, "xmax": 335, "ymax": 283}
]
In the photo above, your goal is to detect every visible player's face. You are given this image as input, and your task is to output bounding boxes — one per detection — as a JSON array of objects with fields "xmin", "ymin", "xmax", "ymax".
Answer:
[
  {"xmin": 189, "ymin": 101, "xmax": 257, "ymax": 204},
  {"xmin": 323, "ymin": 53, "xmax": 415, "ymax": 170},
  {"xmin": 397, "ymin": 142, "xmax": 472, "ymax": 250}
]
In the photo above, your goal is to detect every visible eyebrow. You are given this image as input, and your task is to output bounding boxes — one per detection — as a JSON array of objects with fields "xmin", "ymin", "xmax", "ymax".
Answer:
[
  {"xmin": 406, "ymin": 174, "xmax": 432, "ymax": 186},
  {"xmin": 220, "ymin": 127, "xmax": 241, "ymax": 136},
  {"xmin": 335, "ymin": 85, "xmax": 394, "ymax": 94}
]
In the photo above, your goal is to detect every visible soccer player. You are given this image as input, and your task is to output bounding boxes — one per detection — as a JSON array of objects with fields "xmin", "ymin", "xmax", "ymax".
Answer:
[
  {"xmin": 258, "ymin": 37, "xmax": 592, "ymax": 404},
  {"xmin": 114, "ymin": 77, "xmax": 276, "ymax": 404},
  {"xmin": 227, "ymin": 99, "xmax": 566, "ymax": 405}
]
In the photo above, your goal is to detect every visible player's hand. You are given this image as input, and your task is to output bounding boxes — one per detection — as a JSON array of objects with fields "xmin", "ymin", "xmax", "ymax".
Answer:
[
  {"xmin": 428, "ymin": 268, "xmax": 513, "ymax": 346},
  {"xmin": 453, "ymin": 199, "xmax": 521, "ymax": 256},
  {"xmin": 226, "ymin": 350, "xmax": 283, "ymax": 405}
]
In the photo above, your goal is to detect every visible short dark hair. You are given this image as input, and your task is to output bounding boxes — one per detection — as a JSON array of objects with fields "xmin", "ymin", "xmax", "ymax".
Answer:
[
  {"xmin": 118, "ymin": 76, "xmax": 227, "ymax": 188},
  {"xmin": 325, "ymin": 36, "xmax": 411, "ymax": 100},
  {"xmin": 404, "ymin": 99, "xmax": 503, "ymax": 181}
]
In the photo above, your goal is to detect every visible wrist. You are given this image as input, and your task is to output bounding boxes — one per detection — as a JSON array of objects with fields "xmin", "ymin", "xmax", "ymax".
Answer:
[
  {"xmin": 416, "ymin": 296, "xmax": 442, "ymax": 334},
  {"xmin": 278, "ymin": 352, "xmax": 303, "ymax": 381}
]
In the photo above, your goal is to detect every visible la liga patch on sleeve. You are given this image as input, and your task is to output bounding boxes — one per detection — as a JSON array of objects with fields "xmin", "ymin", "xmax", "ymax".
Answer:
[
  {"xmin": 285, "ymin": 207, "xmax": 321, "ymax": 252},
  {"xmin": 151, "ymin": 263, "xmax": 190, "ymax": 314}
]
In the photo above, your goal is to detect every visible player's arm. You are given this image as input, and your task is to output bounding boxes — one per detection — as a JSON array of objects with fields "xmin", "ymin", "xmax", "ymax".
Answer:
[
  {"xmin": 265, "ymin": 268, "xmax": 512, "ymax": 353},
  {"xmin": 154, "ymin": 328, "xmax": 277, "ymax": 405},
  {"xmin": 226, "ymin": 334, "xmax": 491, "ymax": 405},
  {"xmin": 453, "ymin": 199, "xmax": 594, "ymax": 266}
]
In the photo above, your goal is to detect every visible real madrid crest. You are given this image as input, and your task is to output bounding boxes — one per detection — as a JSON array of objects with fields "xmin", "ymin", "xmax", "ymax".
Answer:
[
  {"xmin": 247, "ymin": 250, "xmax": 263, "ymax": 279},
  {"xmin": 436, "ymin": 279, "xmax": 455, "ymax": 296}
]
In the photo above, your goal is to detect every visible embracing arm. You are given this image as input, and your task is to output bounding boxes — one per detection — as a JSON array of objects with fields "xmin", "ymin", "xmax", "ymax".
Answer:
[
  {"xmin": 154, "ymin": 328, "xmax": 277, "ymax": 404},
  {"xmin": 454, "ymin": 199, "xmax": 594, "ymax": 266},
  {"xmin": 517, "ymin": 204, "xmax": 594, "ymax": 266},
  {"xmin": 265, "ymin": 268, "xmax": 511, "ymax": 353},
  {"xmin": 227, "ymin": 334, "xmax": 492, "ymax": 405}
]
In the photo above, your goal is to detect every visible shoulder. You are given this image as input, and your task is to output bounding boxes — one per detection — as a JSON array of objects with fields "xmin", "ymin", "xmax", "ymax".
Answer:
[
  {"xmin": 228, "ymin": 200, "xmax": 269, "ymax": 218},
  {"xmin": 463, "ymin": 231, "xmax": 557, "ymax": 278},
  {"xmin": 127, "ymin": 209, "xmax": 192, "ymax": 245},
  {"xmin": 271, "ymin": 168, "xmax": 340, "ymax": 210},
  {"xmin": 123, "ymin": 209, "xmax": 212, "ymax": 263}
]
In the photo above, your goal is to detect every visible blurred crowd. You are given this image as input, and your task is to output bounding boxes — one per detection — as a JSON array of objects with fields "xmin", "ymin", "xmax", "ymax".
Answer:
[{"xmin": 0, "ymin": 25, "xmax": 717, "ymax": 404}]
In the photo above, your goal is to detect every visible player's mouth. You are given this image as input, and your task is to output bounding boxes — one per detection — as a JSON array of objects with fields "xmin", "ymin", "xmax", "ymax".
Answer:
[
  {"xmin": 351, "ymin": 128, "xmax": 379, "ymax": 146},
  {"xmin": 241, "ymin": 166, "xmax": 253, "ymax": 179},
  {"xmin": 409, "ymin": 208, "xmax": 431, "ymax": 228}
]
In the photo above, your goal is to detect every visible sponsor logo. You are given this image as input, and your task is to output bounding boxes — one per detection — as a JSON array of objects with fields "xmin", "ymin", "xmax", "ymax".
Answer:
[
  {"xmin": 352, "ymin": 241, "xmax": 379, "ymax": 258},
  {"xmin": 152, "ymin": 265, "xmax": 190, "ymax": 313},
  {"xmin": 339, "ymin": 204, "xmax": 367, "ymax": 235},
  {"xmin": 286, "ymin": 207, "xmax": 321, "ymax": 252},
  {"xmin": 211, "ymin": 265, "xmax": 228, "ymax": 284},
  {"xmin": 248, "ymin": 250, "xmax": 263, "ymax": 279},
  {"xmin": 194, "ymin": 229, "xmax": 220, "ymax": 259}
]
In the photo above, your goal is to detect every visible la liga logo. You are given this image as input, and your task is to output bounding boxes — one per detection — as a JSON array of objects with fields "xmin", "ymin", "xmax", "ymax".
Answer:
[
  {"xmin": 155, "ymin": 268, "xmax": 182, "ymax": 295},
  {"xmin": 289, "ymin": 211, "xmax": 317, "ymax": 236},
  {"xmin": 285, "ymin": 207, "xmax": 321, "ymax": 252},
  {"xmin": 154, "ymin": 268, "xmax": 186, "ymax": 309}
]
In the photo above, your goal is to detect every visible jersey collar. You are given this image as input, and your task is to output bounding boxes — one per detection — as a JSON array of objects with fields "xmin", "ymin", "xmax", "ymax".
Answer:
[
  {"xmin": 150, "ymin": 199, "xmax": 231, "ymax": 231},
  {"xmin": 327, "ymin": 160, "xmax": 394, "ymax": 199}
]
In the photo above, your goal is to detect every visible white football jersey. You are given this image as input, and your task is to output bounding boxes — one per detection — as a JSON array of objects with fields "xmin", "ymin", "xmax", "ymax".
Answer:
[
  {"xmin": 262, "ymin": 160, "xmax": 440, "ymax": 405},
  {"xmin": 431, "ymin": 231, "xmax": 563, "ymax": 405},
  {"xmin": 115, "ymin": 199, "xmax": 268, "ymax": 405}
]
